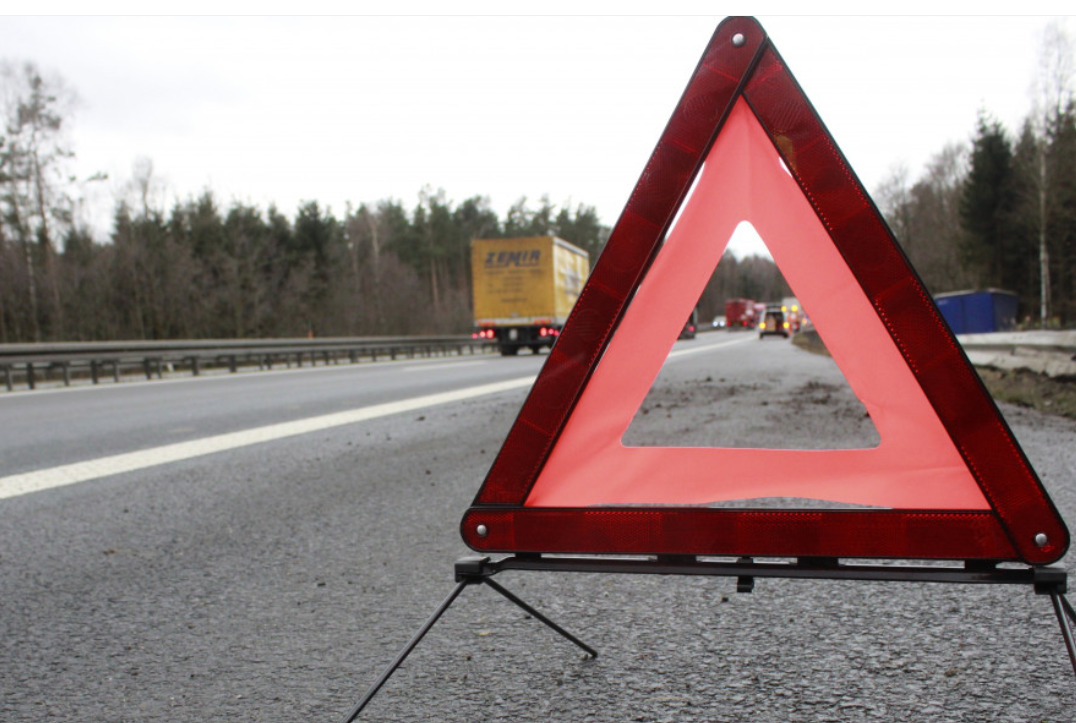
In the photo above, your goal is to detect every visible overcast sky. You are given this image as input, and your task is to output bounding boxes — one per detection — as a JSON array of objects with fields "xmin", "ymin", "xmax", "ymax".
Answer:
[{"xmin": 1, "ymin": 5, "xmax": 1073, "ymax": 257}]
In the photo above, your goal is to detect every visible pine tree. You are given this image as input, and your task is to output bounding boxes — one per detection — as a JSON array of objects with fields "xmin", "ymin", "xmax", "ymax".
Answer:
[
  {"xmin": 1045, "ymin": 105, "xmax": 1076, "ymax": 325},
  {"xmin": 960, "ymin": 114, "xmax": 1021, "ymax": 292}
]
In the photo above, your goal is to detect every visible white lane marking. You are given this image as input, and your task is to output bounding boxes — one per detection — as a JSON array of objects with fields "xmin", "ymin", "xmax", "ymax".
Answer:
[
  {"xmin": 667, "ymin": 333, "xmax": 754, "ymax": 360},
  {"xmin": 402, "ymin": 361, "xmax": 487, "ymax": 373},
  {"xmin": 0, "ymin": 375, "xmax": 536, "ymax": 501}
]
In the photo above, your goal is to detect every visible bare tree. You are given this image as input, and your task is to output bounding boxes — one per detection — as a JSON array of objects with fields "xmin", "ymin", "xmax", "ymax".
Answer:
[
  {"xmin": 128, "ymin": 156, "xmax": 166, "ymax": 218},
  {"xmin": 1029, "ymin": 19, "xmax": 1075, "ymax": 327},
  {"xmin": 877, "ymin": 144, "xmax": 972, "ymax": 294},
  {"xmin": 0, "ymin": 61, "xmax": 77, "ymax": 340},
  {"xmin": 874, "ymin": 164, "xmax": 913, "ymax": 251}
]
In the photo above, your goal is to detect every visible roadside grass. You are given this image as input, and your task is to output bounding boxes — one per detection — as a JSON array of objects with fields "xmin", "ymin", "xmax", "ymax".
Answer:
[{"xmin": 976, "ymin": 367, "xmax": 1076, "ymax": 420}]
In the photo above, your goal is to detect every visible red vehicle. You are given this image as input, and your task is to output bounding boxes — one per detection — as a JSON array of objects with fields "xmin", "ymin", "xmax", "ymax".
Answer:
[
  {"xmin": 678, "ymin": 308, "xmax": 699, "ymax": 339},
  {"xmin": 724, "ymin": 298, "xmax": 758, "ymax": 329}
]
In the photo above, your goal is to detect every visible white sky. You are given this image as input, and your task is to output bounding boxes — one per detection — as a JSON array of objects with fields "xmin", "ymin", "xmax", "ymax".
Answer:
[{"xmin": 1, "ymin": 3, "xmax": 1073, "ymax": 258}]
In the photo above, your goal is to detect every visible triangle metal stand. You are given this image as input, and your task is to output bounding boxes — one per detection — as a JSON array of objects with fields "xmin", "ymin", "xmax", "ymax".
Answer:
[
  {"xmin": 336, "ymin": 556, "xmax": 596, "ymax": 723},
  {"xmin": 337, "ymin": 554, "xmax": 1075, "ymax": 721}
]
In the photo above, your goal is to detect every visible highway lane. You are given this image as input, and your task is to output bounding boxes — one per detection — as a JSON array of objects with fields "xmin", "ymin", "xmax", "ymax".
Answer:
[
  {"xmin": 0, "ymin": 345, "xmax": 554, "ymax": 720},
  {"xmin": 0, "ymin": 333, "xmax": 747, "ymax": 485},
  {"xmin": 0, "ymin": 352, "xmax": 546, "ymax": 479},
  {"xmin": 2, "ymin": 332, "xmax": 1075, "ymax": 721}
]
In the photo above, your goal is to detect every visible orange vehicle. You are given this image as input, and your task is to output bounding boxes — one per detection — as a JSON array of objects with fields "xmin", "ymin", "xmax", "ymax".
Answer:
[{"xmin": 471, "ymin": 236, "xmax": 590, "ymax": 356}]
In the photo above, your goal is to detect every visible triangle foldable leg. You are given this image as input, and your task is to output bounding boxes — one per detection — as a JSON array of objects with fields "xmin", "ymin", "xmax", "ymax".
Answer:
[
  {"xmin": 1048, "ymin": 586, "xmax": 1076, "ymax": 677},
  {"xmin": 336, "ymin": 556, "xmax": 595, "ymax": 723}
]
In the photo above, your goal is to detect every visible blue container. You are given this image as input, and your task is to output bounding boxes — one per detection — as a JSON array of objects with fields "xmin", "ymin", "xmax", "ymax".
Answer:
[{"xmin": 934, "ymin": 289, "xmax": 1019, "ymax": 334}]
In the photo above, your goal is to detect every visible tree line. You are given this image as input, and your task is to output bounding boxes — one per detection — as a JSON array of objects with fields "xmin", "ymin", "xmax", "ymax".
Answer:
[
  {"xmin": 3, "ymin": 184, "xmax": 611, "ymax": 342},
  {"xmin": 0, "ymin": 60, "xmax": 794, "ymax": 344},
  {"xmin": 4, "ymin": 22, "xmax": 1075, "ymax": 342},
  {"xmin": 1, "ymin": 62, "xmax": 617, "ymax": 342},
  {"xmin": 877, "ymin": 23, "xmax": 1075, "ymax": 327},
  {"xmin": 877, "ymin": 107, "xmax": 1076, "ymax": 328}
]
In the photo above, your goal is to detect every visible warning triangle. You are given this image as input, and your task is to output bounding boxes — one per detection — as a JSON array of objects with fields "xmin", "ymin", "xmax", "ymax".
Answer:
[{"xmin": 460, "ymin": 16, "xmax": 1068, "ymax": 565}]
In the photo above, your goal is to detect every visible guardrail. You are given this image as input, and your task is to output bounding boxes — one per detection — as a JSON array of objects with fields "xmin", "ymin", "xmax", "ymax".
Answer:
[
  {"xmin": 957, "ymin": 330, "xmax": 1076, "ymax": 379},
  {"xmin": 791, "ymin": 327, "xmax": 1076, "ymax": 379},
  {"xmin": 0, "ymin": 336, "xmax": 496, "ymax": 392},
  {"xmin": 5, "ymin": 330, "xmax": 1072, "ymax": 393}
]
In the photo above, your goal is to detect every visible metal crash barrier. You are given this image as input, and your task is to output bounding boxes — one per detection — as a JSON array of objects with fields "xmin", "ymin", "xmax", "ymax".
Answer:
[{"xmin": 0, "ymin": 336, "xmax": 495, "ymax": 391}]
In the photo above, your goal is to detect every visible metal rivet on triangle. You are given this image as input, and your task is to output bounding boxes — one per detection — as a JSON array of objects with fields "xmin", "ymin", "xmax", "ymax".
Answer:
[
  {"xmin": 1035, "ymin": 533, "xmax": 1049, "ymax": 548},
  {"xmin": 476, "ymin": 524, "xmax": 489, "ymax": 538},
  {"xmin": 732, "ymin": 33, "xmax": 746, "ymax": 48}
]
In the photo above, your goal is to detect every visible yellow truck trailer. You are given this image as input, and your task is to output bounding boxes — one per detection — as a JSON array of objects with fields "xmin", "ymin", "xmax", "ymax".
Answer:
[{"xmin": 471, "ymin": 236, "xmax": 590, "ymax": 356}]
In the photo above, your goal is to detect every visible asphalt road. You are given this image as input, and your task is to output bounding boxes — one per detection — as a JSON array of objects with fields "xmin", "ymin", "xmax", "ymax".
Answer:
[
  {"xmin": 0, "ymin": 351, "xmax": 543, "ymax": 476},
  {"xmin": 2, "ymin": 333, "xmax": 1075, "ymax": 721}
]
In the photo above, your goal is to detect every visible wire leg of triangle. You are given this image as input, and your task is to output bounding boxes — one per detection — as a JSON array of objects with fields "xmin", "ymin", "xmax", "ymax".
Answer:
[
  {"xmin": 481, "ymin": 576, "xmax": 599, "ymax": 658},
  {"xmin": 336, "ymin": 557, "xmax": 596, "ymax": 722},
  {"xmin": 1049, "ymin": 590, "xmax": 1076, "ymax": 677}
]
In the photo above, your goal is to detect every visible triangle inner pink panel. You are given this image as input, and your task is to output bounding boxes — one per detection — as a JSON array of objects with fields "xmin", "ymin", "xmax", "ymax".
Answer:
[{"xmin": 524, "ymin": 100, "xmax": 988, "ymax": 510}]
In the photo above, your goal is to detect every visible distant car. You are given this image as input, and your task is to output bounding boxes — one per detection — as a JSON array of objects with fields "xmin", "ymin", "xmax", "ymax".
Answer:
[
  {"xmin": 679, "ymin": 309, "xmax": 699, "ymax": 340},
  {"xmin": 758, "ymin": 306, "xmax": 790, "ymax": 339},
  {"xmin": 712, "ymin": 315, "xmax": 727, "ymax": 329}
]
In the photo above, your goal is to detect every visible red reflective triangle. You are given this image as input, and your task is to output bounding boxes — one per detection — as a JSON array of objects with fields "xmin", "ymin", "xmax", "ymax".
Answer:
[{"xmin": 460, "ymin": 16, "xmax": 1069, "ymax": 565}]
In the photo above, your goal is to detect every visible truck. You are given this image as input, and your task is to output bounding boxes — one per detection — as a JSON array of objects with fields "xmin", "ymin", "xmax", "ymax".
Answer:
[
  {"xmin": 934, "ymin": 289, "xmax": 1018, "ymax": 334},
  {"xmin": 724, "ymin": 298, "xmax": 758, "ymax": 329},
  {"xmin": 471, "ymin": 236, "xmax": 590, "ymax": 356}
]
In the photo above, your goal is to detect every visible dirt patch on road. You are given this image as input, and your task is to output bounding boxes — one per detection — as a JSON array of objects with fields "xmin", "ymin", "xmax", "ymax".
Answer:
[
  {"xmin": 626, "ymin": 375, "xmax": 879, "ymax": 450},
  {"xmin": 976, "ymin": 367, "xmax": 1076, "ymax": 420}
]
